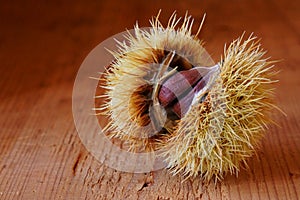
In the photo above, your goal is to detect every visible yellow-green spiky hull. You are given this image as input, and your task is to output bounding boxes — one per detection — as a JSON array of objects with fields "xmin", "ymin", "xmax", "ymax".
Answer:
[
  {"xmin": 101, "ymin": 13, "xmax": 214, "ymax": 151},
  {"xmin": 100, "ymin": 13, "xmax": 277, "ymax": 182},
  {"xmin": 159, "ymin": 35, "xmax": 276, "ymax": 181}
]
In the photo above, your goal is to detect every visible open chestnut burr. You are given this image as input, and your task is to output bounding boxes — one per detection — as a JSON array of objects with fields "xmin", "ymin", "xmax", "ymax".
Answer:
[{"xmin": 99, "ymin": 12, "xmax": 277, "ymax": 182}]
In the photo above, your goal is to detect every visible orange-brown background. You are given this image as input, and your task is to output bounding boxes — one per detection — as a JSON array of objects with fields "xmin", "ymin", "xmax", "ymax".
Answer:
[{"xmin": 0, "ymin": 0, "xmax": 299, "ymax": 199}]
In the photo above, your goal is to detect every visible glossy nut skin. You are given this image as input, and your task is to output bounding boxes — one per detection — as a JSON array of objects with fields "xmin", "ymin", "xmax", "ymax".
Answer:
[{"xmin": 158, "ymin": 67, "xmax": 206, "ymax": 118}]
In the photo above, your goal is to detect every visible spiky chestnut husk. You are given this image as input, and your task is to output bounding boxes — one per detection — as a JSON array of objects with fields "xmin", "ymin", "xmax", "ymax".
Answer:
[
  {"xmin": 100, "ymin": 13, "xmax": 277, "ymax": 182},
  {"xmin": 158, "ymin": 35, "xmax": 277, "ymax": 182},
  {"xmin": 100, "ymin": 13, "xmax": 214, "ymax": 151}
]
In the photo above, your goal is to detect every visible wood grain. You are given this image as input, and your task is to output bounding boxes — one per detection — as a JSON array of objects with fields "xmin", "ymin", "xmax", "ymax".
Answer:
[{"xmin": 0, "ymin": 0, "xmax": 299, "ymax": 199}]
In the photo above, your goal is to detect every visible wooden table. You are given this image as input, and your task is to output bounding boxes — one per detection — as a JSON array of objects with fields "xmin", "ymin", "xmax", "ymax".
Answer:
[{"xmin": 0, "ymin": 0, "xmax": 299, "ymax": 199}]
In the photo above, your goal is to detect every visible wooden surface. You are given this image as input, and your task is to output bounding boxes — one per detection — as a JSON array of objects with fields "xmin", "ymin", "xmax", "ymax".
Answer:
[{"xmin": 0, "ymin": 0, "xmax": 299, "ymax": 199}]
